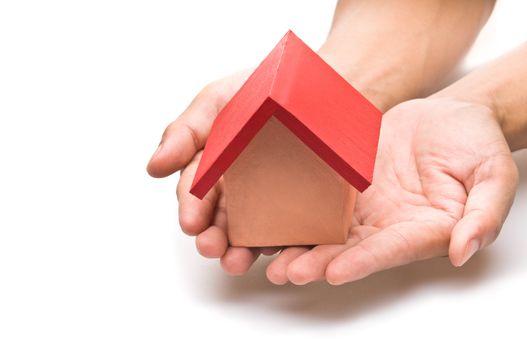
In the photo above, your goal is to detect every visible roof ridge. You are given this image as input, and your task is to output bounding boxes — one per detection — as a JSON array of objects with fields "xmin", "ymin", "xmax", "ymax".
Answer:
[
  {"xmin": 268, "ymin": 30, "xmax": 294, "ymax": 97},
  {"xmin": 190, "ymin": 31, "xmax": 382, "ymax": 199}
]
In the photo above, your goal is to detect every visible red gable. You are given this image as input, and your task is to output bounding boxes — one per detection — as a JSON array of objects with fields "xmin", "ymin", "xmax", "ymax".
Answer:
[{"xmin": 190, "ymin": 30, "xmax": 382, "ymax": 199}]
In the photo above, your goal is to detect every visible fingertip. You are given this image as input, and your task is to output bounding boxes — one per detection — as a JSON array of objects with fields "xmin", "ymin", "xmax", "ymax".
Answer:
[
  {"xmin": 326, "ymin": 252, "xmax": 370, "ymax": 285},
  {"xmin": 448, "ymin": 253, "xmax": 463, "ymax": 268},
  {"xmin": 449, "ymin": 213, "xmax": 492, "ymax": 267},
  {"xmin": 146, "ymin": 163, "xmax": 159, "ymax": 178},
  {"xmin": 448, "ymin": 236, "xmax": 467, "ymax": 267},
  {"xmin": 286, "ymin": 262, "xmax": 312, "ymax": 285},
  {"xmin": 147, "ymin": 131, "xmax": 197, "ymax": 177},
  {"xmin": 146, "ymin": 164, "xmax": 170, "ymax": 178},
  {"xmin": 179, "ymin": 209, "xmax": 207, "ymax": 236},
  {"xmin": 325, "ymin": 261, "xmax": 347, "ymax": 286},
  {"xmin": 264, "ymin": 247, "xmax": 309, "ymax": 285},
  {"xmin": 195, "ymin": 226, "xmax": 228, "ymax": 258},
  {"xmin": 449, "ymin": 225, "xmax": 467, "ymax": 267},
  {"xmin": 449, "ymin": 238, "xmax": 480, "ymax": 267},
  {"xmin": 266, "ymin": 264, "xmax": 288, "ymax": 285},
  {"xmin": 146, "ymin": 144, "xmax": 167, "ymax": 178},
  {"xmin": 286, "ymin": 253, "xmax": 322, "ymax": 285},
  {"xmin": 220, "ymin": 247, "xmax": 258, "ymax": 276}
]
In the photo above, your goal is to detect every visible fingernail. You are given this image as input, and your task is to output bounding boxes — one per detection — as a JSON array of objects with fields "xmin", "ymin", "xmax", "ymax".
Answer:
[{"xmin": 460, "ymin": 240, "xmax": 480, "ymax": 266}]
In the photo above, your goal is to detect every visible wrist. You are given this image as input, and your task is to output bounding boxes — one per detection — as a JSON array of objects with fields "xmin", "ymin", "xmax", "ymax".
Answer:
[
  {"xmin": 432, "ymin": 82, "xmax": 501, "ymax": 121},
  {"xmin": 433, "ymin": 80, "xmax": 526, "ymax": 151},
  {"xmin": 317, "ymin": 46, "xmax": 419, "ymax": 113}
]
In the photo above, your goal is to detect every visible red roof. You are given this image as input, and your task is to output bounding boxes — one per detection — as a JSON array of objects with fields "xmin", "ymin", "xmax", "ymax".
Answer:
[{"xmin": 190, "ymin": 30, "xmax": 382, "ymax": 199}]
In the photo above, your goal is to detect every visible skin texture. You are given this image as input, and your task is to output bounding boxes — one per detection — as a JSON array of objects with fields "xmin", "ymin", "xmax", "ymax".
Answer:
[
  {"xmin": 160, "ymin": 94, "xmax": 519, "ymax": 283},
  {"xmin": 434, "ymin": 43, "xmax": 527, "ymax": 151},
  {"xmin": 319, "ymin": 0, "xmax": 495, "ymax": 108},
  {"xmin": 147, "ymin": 0, "xmax": 499, "ymax": 280},
  {"xmin": 265, "ymin": 43, "xmax": 527, "ymax": 284},
  {"xmin": 267, "ymin": 98, "xmax": 518, "ymax": 284}
]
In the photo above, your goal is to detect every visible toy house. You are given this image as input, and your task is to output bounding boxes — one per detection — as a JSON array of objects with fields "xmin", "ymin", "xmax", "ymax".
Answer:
[{"xmin": 190, "ymin": 31, "xmax": 382, "ymax": 247}]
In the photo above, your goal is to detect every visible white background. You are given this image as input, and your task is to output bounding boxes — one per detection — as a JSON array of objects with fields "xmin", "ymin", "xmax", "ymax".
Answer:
[{"xmin": 1, "ymin": 1, "xmax": 527, "ymax": 349}]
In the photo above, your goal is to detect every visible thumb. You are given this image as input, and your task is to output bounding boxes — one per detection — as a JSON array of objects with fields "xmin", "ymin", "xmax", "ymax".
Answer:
[
  {"xmin": 449, "ymin": 155, "xmax": 518, "ymax": 266},
  {"xmin": 147, "ymin": 71, "xmax": 250, "ymax": 178}
]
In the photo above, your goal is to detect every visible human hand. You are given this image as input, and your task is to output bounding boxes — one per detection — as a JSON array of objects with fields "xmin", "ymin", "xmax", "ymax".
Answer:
[
  {"xmin": 147, "ymin": 0, "xmax": 496, "ymax": 280},
  {"xmin": 264, "ymin": 97, "xmax": 519, "ymax": 285},
  {"xmin": 147, "ymin": 70, "xmax": 282, "ymax": 275}
]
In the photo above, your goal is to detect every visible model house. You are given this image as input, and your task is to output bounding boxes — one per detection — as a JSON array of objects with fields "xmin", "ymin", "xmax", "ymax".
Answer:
[{"xmin": 190, "ymin": 31, "xmax": 382, "ymax": 247}]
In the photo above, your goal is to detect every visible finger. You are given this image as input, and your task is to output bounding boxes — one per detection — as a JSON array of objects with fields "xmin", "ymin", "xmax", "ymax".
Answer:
[
  {"xmin": 265, "ymin": 247, "xmax": 310, "ymax": 285},
  {"xmin": 195, "ymin": 196, "xmax": 228, "ymax": 257},
  {"xmin": 449, "ymin": 155, "xmax": 519, "ymax": 266},
  {"xmin": 147, "ymin": 83, "xmax": 224, "ymax": 178},
  {"xmin": 220, "ymin": 247, "xmax": 260, "ymax": 276},
  {"xmin": 147, "ymin": 71, "xmax": 251, "ymax": 178},
  {"xmin": 176, "ymin": 152, "xmax": 220, "ymax": 235},
  {"xmin": 326, "ymin": 221, "xmax": 449, "ymax": 285},
  {"xmin": 286, "ymin": 226, "xmax": 378, "ymax": 285},
  {"xmin": 195, "ymin": 225, "xmax": 229, "ymax": 258}
]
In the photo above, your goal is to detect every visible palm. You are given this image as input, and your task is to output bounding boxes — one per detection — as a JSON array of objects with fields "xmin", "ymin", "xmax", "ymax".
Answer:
[
  {"xmin": 265, "ymin": 98, "xmax": 517, "ymax": 285},
  {"xmin": 351, "ymin": 101, "xmax": 469, "ymax": 261},
  {"xmin": 353, "ymin": 98, "xmax": 493, "ymax": 259}
]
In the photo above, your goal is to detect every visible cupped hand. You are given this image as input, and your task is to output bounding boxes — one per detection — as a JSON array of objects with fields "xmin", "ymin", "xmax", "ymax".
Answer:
[
  {"xmin": 265, "ymin": 97, "xmax": 519, "ymax": 285},
  {"xmin": 147, "ymin": 70, "xmax": 280, "ymax": 276},
  {"xmin": 149, "ymin": 84, "xmax": 518, "ymax": 285}
]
